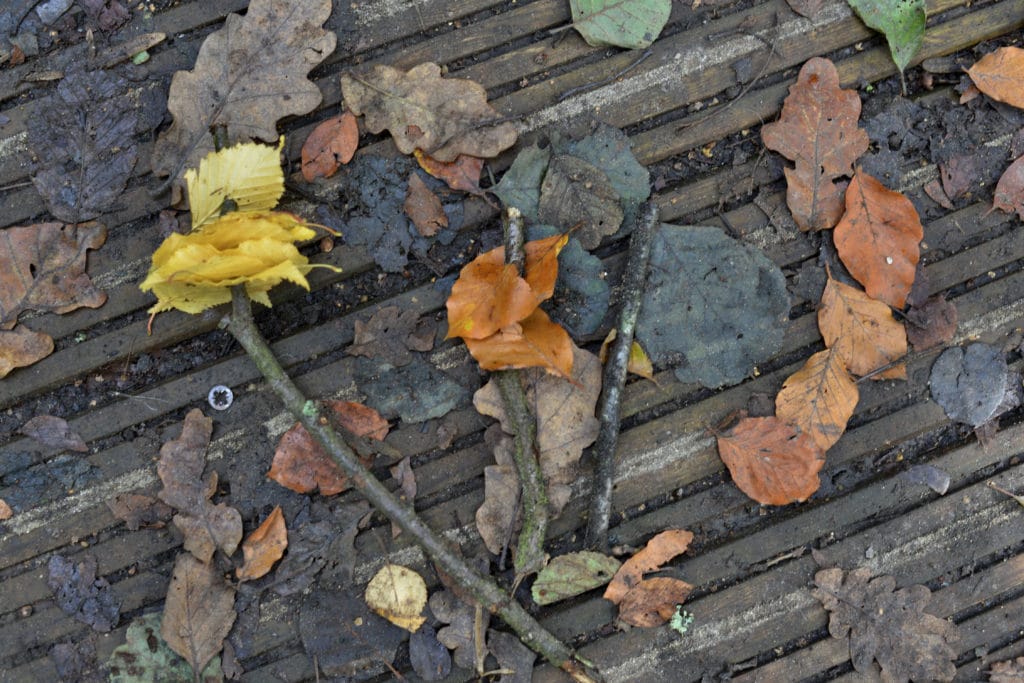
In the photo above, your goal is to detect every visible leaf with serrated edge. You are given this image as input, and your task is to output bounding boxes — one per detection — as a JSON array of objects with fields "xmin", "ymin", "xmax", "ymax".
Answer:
[
  {"xmin": 186, "ymin": 138, "xmax": 285, "ymax": 229},
  {"xmin": 818, "ymin": 276, "xmax": 907, "ymax": 379},
  {"xmin": 776, "ymin": 348, "xmax": 859, "ymax": 451}
]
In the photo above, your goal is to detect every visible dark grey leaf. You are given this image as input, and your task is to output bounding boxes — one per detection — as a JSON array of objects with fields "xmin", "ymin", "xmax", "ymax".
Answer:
[
  {"xmin": 538, "ymin": 154, "xmax": 622, "ymax": 250},
  {"xmin": 492, "ymin": 142, "xmax": 551, "ymax": 221},
  {"xmin": 487, "ymin": 630, "xmax": 536, "ymax": 683},
  {"xmin": 528, "ymin": 225, "xmax": 610, "ymax": 338},
  {"xmin": 355, "ymin": 356, "xmax": 470, "ymax": 424},
  {"xmin": 561, "ymin": 123, "xmax": 650, "ymax": 230},
  {"xmin": 47, "ymin": 554, "xmax": 120, "ymax": 632},
  {"xmin": 929, "ymin": 343, "xmax": 1009, "ymax": 427},
  {"xmin": 409, "ymin": 623, "xmax": 452, "ymax": 681},
  {"xmin": 18, "ymin": 415, "xmax": 87, "ymax": 452}
]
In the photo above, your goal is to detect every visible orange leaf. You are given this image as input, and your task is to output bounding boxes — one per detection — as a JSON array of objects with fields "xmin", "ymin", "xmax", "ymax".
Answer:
[
  {"xmin": 414, "ymin": 149, "xmax": 483, "ymax": 193},
  {"xmin": 524, "ymin": 233, "xmax": 569, "ymax": 303},
  {"xmin": 761, "ymin": 58, "xmax": 869, "ymax": 231},
  {"xmin": 237, "ymin": 506, "xmax": 288, "ymax": 581},
  {"xmin": 463, "ymin": 308, "xmax": 574, "ymax": 378},
  {"xmin": 301, "ymin": 112, "xmax": 359, "ymax": 181},
  {"xmin": 775, "ymin": 348, "xmax": 859, "ymax": 451},
  {"xmin": 404, "ymin": 173, "xmax": 448, "ymax": 237},
  {"xmin": 604, "ymin": 529, "xmax": 693, "ymax": 605},
  {"xmin": 834, "ymin": 171, "xmax": 922, "ymax": 309},
  {"xmin": 818, "ymin": 276, "xmax": 907, "ymax": 379},
  {"xmin": 618, "ymin": 577, "xmax": 694, "ymax": 627},
  {"xmin": 967, "ymin": 47, "xmax": 1024, "ymax": 110},
  {"xmin": 717, "ymin": 416, "xmax": 825, "ymax": 506}
]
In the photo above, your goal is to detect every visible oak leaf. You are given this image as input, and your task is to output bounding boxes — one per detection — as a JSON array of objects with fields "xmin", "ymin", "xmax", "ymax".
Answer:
[
  {"xmin": 604, "ymin": 529, "xmax": 693, "ymax": 604},
  {"xmin": 761, "ymin": 58, "xmax": 869, "ymax": 230},
  {"xmin": 161, "ymin": 554, "xmax": 236, "ymax": 677},
  {"xmin": 834, "ymin": 171, "xmax": 923, "ymax": 309},
  {"xmin": 992, "ymin": 154, "xmax": 1024, "ymax": 220},
  {"xmin": 341, "ymin": 62, "xmax": 517, "ymax": 162},
  {"xmin": 818, "ymin": 276, "xmax": 907, "ymax": 379},
  {"xmin": 405, "ymin": 173, "xmax": 449, "ymax": 237},
  {"xmin": 236, "ymin": 506, "xmax": 288, "ymax": 581},
  {"xmin": 716, "ymin": 416, "xmax": 825, "ymax": 505},
  {"xmin": 414, "ymin": 149, "xmax": 484, "ymax": 194},
  {"xmin": 301, "ymin": 112, "xmax": 359, "ymax": 182},
  {"xmin": 967, "ymin": 47, "xmax": 1024, "ymax": 110},
  {"xmin": 618, "ymin": 577, "xmax": 694, "ymax": 627},
  {"xmin": 776, "ymin": 348, "xmax": 859, "ymax": 452}
]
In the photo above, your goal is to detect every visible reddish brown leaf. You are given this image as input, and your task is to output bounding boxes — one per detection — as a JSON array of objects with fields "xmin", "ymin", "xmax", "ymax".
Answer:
[
  {"xmin": 0, "ymin": 327, "xmax": 53, "ymax": 378},
  {"xmin": 761, "ymin": 58, "xmax": 869, "ymax": 231},
  {"xmin": 18, "ymin": 415, "xmax": 88, "ymax": 452},
  {"xmin": 618, "ymin": 577, "xmax": 694, "ymax": 627},
  {"xmin": 834, "ymin": 170, "xmax": 922, "ymax": 309},
  {"xmin": 906, "ymin": 295, "xmax": 958, "ymax": 350},
  {"xmin": 923, "ymin": 178, "xmax": 954, "ymax": 210},
  {"xmin": 463, "ymin": 308, "xmax": 574, "ymax": 379},
  {"xmin": 301, "ymin": 112, "xmax": 359, "ymax": 181},
  {"xmin": 776, "ymin": 348, "xmax": 859, "ymax": 452},
  {"xmin": 818, "ymin": 276, "xmax": 907, "ymax": 379},
  {"xmin": 237, "ymin": 506, "xmax": 288, "ymax": 581},
  {"xmin": 992, "ymin": 154, "xmax": 1024, "ymax": 220},
  {"xmin": 404, "ymin": 173, "xmax": 448, "ymax": 237},
  {"xmin": 162, "ymin": 554, "xmax": 236, "ymax": 676},
  {"xmin": 0, "ymin": 498, "xmax": 12, "ymax": 521},
  {"xmin": 717, "ymin": 416, "xmax": 825, "ymax": 506},
  {"xmin": 604, "ymin": 529, "xmax": 693, "ymax": 604},
  {"xmin": 967, "ymin": 47, "xmax": 1024, "ymax": 110},
  {"xmin": 414, "ymin": 149, "xmax": 484, "ymax": 193}
]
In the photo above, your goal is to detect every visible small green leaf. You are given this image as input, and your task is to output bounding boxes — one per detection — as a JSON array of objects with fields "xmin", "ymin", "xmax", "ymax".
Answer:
[
  {"xmin": 847, "ymin": 0, "xmax": 925, "ymax": 80},
  {"xmin": 532, "ymin": 551, "xmax": 621, "ymax": 605},
  {"xmin": 570, "ymin": 0, "xmax": 671, "ymax": 50},
  {"xmin": 107, "ymin": 613, "xmax": 223, "ymax": 683}
]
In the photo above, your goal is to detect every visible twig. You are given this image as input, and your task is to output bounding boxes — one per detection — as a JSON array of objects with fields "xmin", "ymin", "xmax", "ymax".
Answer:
[
  {"xmin": 585, "ymin": 202, "xmax": 658, "ymax": 550},
  {"xmin": 224, "ymin": 286, "xmax": 602, "ymax": 683}
]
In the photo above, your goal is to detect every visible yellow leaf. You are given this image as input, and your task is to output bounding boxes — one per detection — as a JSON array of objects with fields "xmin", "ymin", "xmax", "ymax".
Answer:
[
  {"xmin": 364, "ymin": 564, "xmax": 427, "ymax": 632},
  {"xmin": 185, "ymin": 138, "xmax": 286, "ymax": 229},
  {"xmin": 599, "ymin": 329, "xmax": 657, "ymax": 382}
]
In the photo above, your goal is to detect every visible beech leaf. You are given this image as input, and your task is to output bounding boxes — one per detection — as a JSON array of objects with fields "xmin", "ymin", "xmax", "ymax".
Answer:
[
  {"xmin": 604, "ymin": 529, "xmax": 693, "ymax": 605},
  {"xmin": 162, "ymin": 554, "xmax": 236, "ymax": 677},
  {"xmin": 776, "ymin": 348, "xmax": 860, "ymax": 452},
  {"xmin": 618, "ymin": 577, "xmax": 694, "ymax": 627},
  {"xmin": 992, "ymin": 154, "xmax": 1024, "ymax": 220},
  {"xmin": 967, "ymin": 46, "xmax": 1024, "ymax": 110},
  {"xmin": 493, "ymin": 142, "xmax": 551, "ymax": 220},
  {"xmin": 463, "ymin": 308, "xmax": 574, "ymax": 378},
  {"xmin": 532, "ymin": 551, "xmax": 622, "ymax": 605},
  {"xmin": 185, "ymin": 139, "xmax": 285, "ymax": 229},
  {"xmin": 414, "ymin": 149, "xmax": 484, "ymax": 194},
  {"xmin": 818, "ymin": 276, "xmax": 907, "ymax": 380},
  {"xmin": 847, "ymin": 0, "xmax": 926, "ymax": 79},
  {"xmin": 236, "ymin": 506, "xmax": 288, "ymax": 581},
  {"xmin": 365, "ymin": 564, "xmax": 428, "ymax": 633},
  {"xmin": 570, "ymin": 0, "xmax": 671, "ymax": 49},
  {"xmin": 405, "ymin": 172, "xmax": 449, "ymax": 237},
  {"xmin": 301, "ymin": 112, "xmax": 359, "ymax": 182}
]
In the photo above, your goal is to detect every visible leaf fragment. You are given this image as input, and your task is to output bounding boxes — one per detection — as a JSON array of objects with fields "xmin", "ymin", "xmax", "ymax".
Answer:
[
  {"xmin": 301, "ymin": 112, "xmax": 359, "ymax": 182},
  {"xmin": 570, "ymin": 0, "xmax": 671, "ymax": 49},
  {"xmin": 532, "ymin": 551, "xmax": 622, "ymax": 605},
  {"xmin": 992, "ymin": 154, "xmax": 1024, "ymax": 220},
  {"xmin": 365, "ymin": 564, "xmax": 428, "ymax": 633},
  {"xmin": 618, "ymin": 577, "xmax": 694, "ymax": 627},
  {"xmin": 414, "ymin": 149, "xmax": 484, "ymax": 194},
  {"xmin": 604, "ymin": 529, "xmax": 694, "ymax": 604},
  {"xmin": 538, "ymin": 154, "xmax": 623, "ymax": 250},
  {"xmin": 776, "ymin": 348, "xmax": 860, "ymax": 452},
  {"xmin": 405, "ymin": 172, "xmax": 449, "ymax": 237},
  {"xmin": 161, "ymin": 554, "xmax": 236, "ymax": 677},
  {"xmin": 237, "ymin": 506, "xmax": 288, "ymax": 582},
  {"xmin": 818, "ymin": 276, "xmax": 907, "ymax": 379},
  {"xmin": 967, "ymin": 47, "xmax": 1024, "ymax": 110},
  {"xmin": 18, "ymin": 415, "xmax": 88, "ymax": 452}
]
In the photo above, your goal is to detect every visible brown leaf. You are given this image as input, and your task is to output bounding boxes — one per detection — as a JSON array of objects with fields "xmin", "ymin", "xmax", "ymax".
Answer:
[
  {"xmin": 237, "ymin": 506, "xmax": 288, "ymax": 581},
  {"xmin": 991, "ymin": 656, "xmax": 1024, "ymax": 682},
  {"xmin": 464, "ymin": 308, "xmax": 574, "ymax": 378},
  {"xmin": 923, "ymin": 178, "xmax": 955, "ymax": 209},
  {"xmin": 162, "ymin": 554, "xmax": 236, "ymax": 676},
  {"xmin": 761, "ymin": 57, "xmax": 869, "ymax": 231},
  {"xmin": 538, "ymin": 154, "xmax": 623, "ymax": 249},
  {"xmin": 106, "ymin": 493, "xmax": 173, "ymax": 531},
  {"xmin": 0, "ymin": 498, "xmax": 12, "ymax": 521},
  {"xmin": 618, "ymin": 577, "xmax": 694, "ymax": 627},
  {"xmin": 967, "ymin": 46, "xmax": 1024, "ymax": 110},
  {"xmin": 812, "ymin": 566, "xmax": 959, "ymax": 681},
  {"xmin": 906, "ymin": 295, "xmax": 958, "ymax": 350},
  {"xmin": 152, "ymin": 0, "xmax": 335, "ymax": 199},
  {"xmin": 301, "ymin": 112, "xmax": 359, "ymax": 181},
  {"xmin": 389, "ymin": 457, "xmax": 417, "ymax": 538},
  {"xmin": 415, "ymin": 149, "xmax": 484, "ymax": 193},
  {"xmin": 604, "ymin": 529, "xmax": 693, "ymax": 604},
  {"xmin": 785, "ymin": 0, "xmax": 824, "ymax": 18},
  {"xmin": 776, "ymin": 348, "xmax": 860, "ymax": 452},
  {"xmin": 818, "ymin": 276, "xmax": 907, "ymax": 379},
  {"xmin": 429, "ymin": 589, "xmax": 488, "ymax": 672},
  {"xmin": 993, "ymin": 154, "xmax": 1024, "ymax": 220},
  {"xmin": 348, "ymin": 306, "xmax": 430, "ymax": 367},
  {"xmin": 716, "ymin": 416, "xmax": 825, "ymax": 506},
  {"xmin": 341, "ymin": 62, "xmax": 517, "ymax": 162},
  {"xmin": 0, "ymin": 327, "xmax": 53, "ymax": 378},
  {"xmin": 18, "ymin": 415, "xmax": 88, "ymax": 452},
  {"xmin": 475, "ymin": 460, "xmax": 520, "ymax": 555},
  {"xmin": 405, "ymin": 173, "xmax": 449, "ymax": 237}
]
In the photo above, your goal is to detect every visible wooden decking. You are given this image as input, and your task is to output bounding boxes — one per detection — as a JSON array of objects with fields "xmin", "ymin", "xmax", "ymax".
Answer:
[{"xmin": 1, "ymin": 0, "xmax": 1023, "ymax": 680}]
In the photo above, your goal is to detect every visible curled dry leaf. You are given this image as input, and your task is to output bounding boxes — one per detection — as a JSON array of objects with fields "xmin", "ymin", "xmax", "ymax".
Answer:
[
  {"xmin": 237, "ymin": 506, "xmax": 288, "ymax": 581},
  {"xmin": 761, "ymin": 58, "xmax": 869, "ymax": 231},
  {"xmin": 716, "ymin": 416, "xmax": 825, "ymax": 506},
  {"xmin": 162, "ymin": 554, "xmax": 236, "ymax": 678},
  {"xmin": 775, "ymin": 348, "xmax": 860, "ymax": 452},
  {"xmin": 365, "ymin": 564, "xmax": 428, "ymax": 633},
  {"xmin": 405, "ymin": 173, "xmax": 449, "ymax": 237},
  {"xmin": 967, "ymin": 47, "xmax": 1024, "ymax": 110},
  {"xmin": 618, "ymin": 577, "xmax": 694, "ymax": 627},
  {"xmin": 301, "ymin": 112, "xmax": 359, "ymax": 182},
  {"xmin": 18, "ymin": 415, "xmax": 88, "ymax": 452},
  {"xmin": 818, "ymin": 276, "xmax": 907, "ymax": 380},
  {"xmin": 414, "ymin": 149, "xmax": 484, "ymax": 194},
  {"xmin": 604, "ymin": 529, "xmax": 694, "ymax": 605}
]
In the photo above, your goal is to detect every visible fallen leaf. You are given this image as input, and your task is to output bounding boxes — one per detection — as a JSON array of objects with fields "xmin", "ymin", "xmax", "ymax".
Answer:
[
  {"xmin": 300, "ymin": 585, "xmax": 404, "ymax": 677},
  {"xmin": 0, "ymin": 222, "xmax": 107, "ymax": 378},
  {"xmin": 464, "ymin": 308, "xmax": 575, "ymax": 378},
  {"xmin": 929, "ymin": 343, "xmax": 1012, "ymax": 428},
  {"xmin": 348, "ymin": 306, "xmax": 433, "ymax": 367},
  {"xmin": 528, "ymin": 226, "xmax": 611, "ymax": 338},
  {"xmin": 488, "ymin": 629, "xmax": 536, "ymax": 683},
  {"xmin": 409, "ymin": 623, "xmax": 452, "ymax": 681},
  {"xmin": 430, "ymin": 589, "xmax": 488, "ymax": 671},
  {"xmin": 301, "ymin": 112, "xmax": 359, "ymax": 182},
  {"xmin": 992, "ymin": 154, "xmax": 1024, "ymax": 220},
  {"xmin": 389, "ymin": 456, "xmax": 417, "ymax": 538},
  {"xmin": 492, "ymin": 142, "xmax": 551, "ymax": 220},
  {"xmin": 415, "ymin": 149, "xmax": 484, "ymax": 193},
  {"xmin": 49, "ymin": 638, "xmax": 100, "ymax": 683},
  {"xmin": 475, "ymin": 432, "xmax": 521, "ymax": 556},
  {"xmin": 538, "ymin": 154, "xmax": 623, "ymax": 249},
  {"xmin": 341, "ymin": 62, "xmax": 517, "ymax": 162},
  {"xmin": 991, "ymin": 656, "xmax": 1024, "ymax": 683},
  {"xmin": 812, "ymin": 565, "xmax": 958, "ymax": 681},
  {"xmin": 618, "ymin": 577, "xmax": 694, "ymax": 627},
  {"xmin": 785, "ymin": 0, "xmax": 824, "ymax": 18},
  {"xmin": 365, "ymin": 564, "xmax": 428, "ymax": 632},
  {"xmin": 600, "ymin": 329, "xmax": 657, "ymax": 382},
  {"xmin": 81, "ymin": 0, "xmax": 131, "ymax": 32},
  {"xmin": 185, "ymin": 139, "xmax": 286, "ymax": 230},
  {"xmin": 106, "ymin": 493, "xmax": 173, "ymax": 531},
  {"xmin": 818, "ymin": 276, "xmax": 907, "ymax": 379},
  {"xmin": 354, "ymin": 355, "xmax": 469, "ymax": 423},
  {"xmin": 0, "ymin": 498, "xmax": 11, "ymax": 521},
  {"xmin": 847, "ymin": 0, "xmax": 925, "ymax": 84},
  {"xmin": 272, "ymin": 501, "xmax": 369, "ymax": 596},
  {"xmin": 834, "ymin": 170, "xmax": 922, "ymax": 309},
  {"xmin": 761, "ymin": 58, "xmax": 869, "ymax": 230},
  {"xmin": 405, "ymin": 173, "xmax": 449, "ymax": 237},
  {"xmin": 162, "ymin": 554, "xmax": 236, "ymax": 677},
  {"xmin": 604, "ymin": 529, "xmax": 693, "ymax": 604},
  {"xmin": 47, "ymin": 554, "xmax": 120, "ymax": 632},
  {"xmin": 107, "ymin": 613, "xmax": 223, "ymax": 683},
  {"xmin": 152, "ymin": 0, "xmax": 335, "ymax": 198},
  {"xmin": 533, "ymin": 551, "xmax": 622, "ymax": 605},
  {"xmin": 237, "ymin": 506, "xmax": 288, "ymax": 581},
  {"xmin": 775, "ymin": 347, "xmax": 860, "ymax": 452},
  {"xmin": 716, "ymin": 416, "xmax": 825, "ymax": 506},
  {"xmin": 906, "ymin": 295, "xmax": 957, "ymax": 350},
  {"xmin": 923, "ymin": 178, "xmax": 955, "ymax": 209},
  {"xmin": 561, "ymin": 122, "xmax": 651, "ymax": 229},
  {"xmin": 570, "ymin": 0, "xmax": 671, "ymax": 49},
  {"xmin": 18, "ymin": 415, "xmax": 88, "ymax": 452},
  {"xmin": 967, "ymin": 47, "xmax": 1024, "ymax": 110},
  {"xmin": 939, "ymin": 153, "xmax": 980, "ymax": 202}
]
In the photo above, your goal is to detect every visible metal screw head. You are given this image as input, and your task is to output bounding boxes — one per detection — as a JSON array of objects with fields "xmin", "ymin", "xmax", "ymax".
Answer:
[{"xmin": 207, "ymin": 385, "xmax": 234, "ymax": 411}]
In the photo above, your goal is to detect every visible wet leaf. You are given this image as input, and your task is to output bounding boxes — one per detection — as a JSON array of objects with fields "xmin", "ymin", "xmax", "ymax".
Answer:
[
  {"xmin": 341, "ymin": 62, "xmax": 517, "ymax": 162},
  {"xmin": 538, "ymin": 154, "xmax": 623, "ymax": 250},
  {"xmin": 49, "ymin": 638, "xmax": 101, "ymax": 683},
  {"xmin": 716, "ymin": 416, "xmax": 825, "ymax": 506},
  {"xmin": 301, "ymin": 112, "xmax": 359, "ymax": 182},
  {"xmin": 906, "ymin": 295, "xmax": 957, "ymax": 350},
  {"xmin": 636, "ymin": 224, "xmax": 790, "ymax": 389},
  {"xmin": 162, "ymin": 554, "xmax": 236, "ymax": 677},
  {"xmin": 561, "ymin": 124, "xmax": 651, "ymax": 228},
  {"xmin": 185, "ymin": 139, "xmax": 285, "ymax": 229},
  {"xmin": 600, "ymin": 330, "xmax": 656, "ymax": 382},
  {"xmin": 236, "ymin": 506, "xmax": 288, "ymax": 582},
  {"xmin": 834, "ymin": 170, "xmax": 923, "ymax": 309},
  {"xmin": 812, "ymin": 565, "xmax": 958, "ymax": 681},
  {"xmin": 108, "ymin": 613, "xmax": 223, "ymax": 683},
  {"xmin": 532, "ymin": 551, "xmax": 622, "ymax": 605},
  {"xmin": 354, "ymin": 355, "xmax": 470, "ymax": 423},
  {"xmin": 0, "ymin": 498, "xmax": 11, "ymax": 521},
  {"xmin": 348, "ymin": 306, "xmax": 434, "ymax": 367},
  {"xmin": 619, "ymin": 577, "xmax": 694, "ymax": 627},
  {"xmin": 761, "ymin": 58, "xmax": 869, "ymax": 230},
  {"xmin": 605, "ymin": 529, "xmax": 693, "ymax": 604},
  {"xmin": 18, "ymin": 415, "xmax": 88, "ymax": 452},
  {"xmin": 272, "ymin": 501, "xmax": 369, "ymax": 596},
  {"xmin": 967, "ymin": 47, "xmax": 1024, "ymax": 110},
  {"xmin": 47, "ymin": 554, "xmax": 120, "ymax": 632},
  {"xmin": 493, "ymin": 142, "xmax": 551, "ymax": 220},
  {"xmin": 365, "ymin": 564, "xmax": 428, "ymax": 632},
  {"xmin": 818, "ymin": 276, "xmax": 906, "ymax": 380},
  {"xmin": 488, "ymin": 629, "xmax": 536, "ymax": 683},
  {"xmin": 410, "ymin": 624, "xmax": 452, "ymax": 681},
  {"xmin": 992, "ymin": 154, "xmax": 1024, "ymax": 220},
  {"xmin": 106, "ymin": 493, "xmax": 173, "ymax": 531},
  {"xmin": 848, "ymin": 0, "xmax": 925, "ymax": 80},
  {"xmin": 991, "ymin": 656, "xmax": 1024, "ymax": 683},
  {"xmin": 430, "ymin": 589, "xmax": 488, "ymax": 671},
  {"xmin": 152, "ymin": 0, "xmax": 335, "ymax": 197},
  {"xmin": 300, "ymin": 585, "xmax": 404, "ymax": 677},
  {"xmin": 570, "ymin": 0, "xmax": 671, "ymax": 49},
  {"xmin": 0, "ymin": 222, "xmax": 107, "ymax": 378},
  {"xmin": 775, "ymin": 348, "xmax": 860, "ymax": 452},
  {"xmin": 464, "ymin": 308, "xmax": 574, "ymax": 378},
  {"xmin": 405, "ymin": 172, "xmax": 449, "ymax": 237},
  {"xmin": 415, "ymin": 149, "xmax": 484, "ymax": 194},
  {"xmin": 929, "ymin": 343, "xmax": 1012, "ymax": 428}
]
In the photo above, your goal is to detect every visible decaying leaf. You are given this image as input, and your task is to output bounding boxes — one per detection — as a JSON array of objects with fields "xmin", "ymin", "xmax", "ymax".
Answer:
[
  {"xmin": 341, "ymin": 62, "xmax": 517, "ymax": 162},
  {"xmin": 488, "ymin": 629, "xmax": 536, "ymax": 683},
  {"xmin": 430, "ymin": 589, "xmax": 488, "ymax": 671},
  {"xmin": 185, "ymin": 139, "xmax": 286, "ymax": 230},
  {"xmin": 415, "ymin": 149, "xmax": 484, "ymax": 194},
  {"xmin": 0, "ymin": 498, "xmax": 12, "ymax": 521},
  {"xmin": 538, "ymin": 154, "xmax": 623, "ymax": 250},
  {"xmin": 834, "ymin": 170, "xmax": 923, "ymax": 309},
  {"xmin": 532, "ymin": 551, "xmax": 622, "ymax": 605},
  {"xmin": 0, "ymin": 222, "xmax": 107, "ymax": 378},
  {"xmin": 348, "ymin": 305, "xmax": 435, "ymax": 367},
  {"xmin": 475, "ymin": 429, "xmax": 521, "ymax": 556},
  {"xmin": 162, "ymin": 554, "xmax": 236, "ymax": 678},
  {"xmin": 365, "ymin": 564, "xmax": 428, "ymax": 632},
  {"xmin": 107, "ymin": 613, "xmax": 223, "ymax": 683},
  {"xmin": 492, "ymin": 142, "xmax": 551, "ymax": 220},
  {"xmin": 992, "ymin": 154, "xmax": 1024, "ymax": 220},
  {"xmin": 18, "ymin": 415, "xmax": 88, "ymax": 452},
  {"xmin": 990, "ymin": 656, "xmax": 1024, "ymax": 683},
  {"xmin": 967, "ymin": 47, "xmax": 1024, "ymax": 110},
  {"xmin": 818, "ymin": 276, "xmax": 907, "ymax": 380},
  {"xmin": 405, "ymin": 173, "xmax": 449, "ymax": 237},
  {"xmin": 106, "ymin": 493, "xmax": 173, "ymax": 531},
  {"xmin": 409, "ymin": 623, "xmax": 452, "ymax": 681},
  {"xmin": 618, "ymin": 577, "xmax": 694, "ymax": 627},
  {"xmin": 812, "ymin": 565, "xmax": 958, "ymax": 681},
  {"xmin": 761, "ymin": 58, "xmax": 869, "ymax": 231},
  {"xmin": 929, "ymin": 343, "xmax": 1014, "ymax": 428},
  {"xmin": 775, "ymin": 348, "xmax": 860, "ymax": 452},
  {"xmin": 152, "ymin": 0, "xmax": 335, "ymax": 198},
  {"xmin": 237, "ymin": 506, "xmax": 288, "ymax": 582},
  {"xmin": 301, "ymin": 112, "xmax": 359, "ymax": 182},
  {"xmin": 562, "ymin": 123, "xmax": 651, "ymax": 228},
  {"xmin": 389, "ymin": 456, "xmax": 418, "ymax": 538},
  {"xmin": 47, "ymin": 554, "xmax": 121, "ymax": 632},
  {"xmin": 906, "ymin": 295, "xmax": 957, "ymax": 350},
  {"xmin": 847, "ymin": 0, "xmax": 925, "ymax": 85},
  {"xmin": 716, "ymin": 416, "xmax": 825, "ymax": 506},
  {"xmin": 605, "ymin": 529, "xmax": 693, "ymax": 604},
  {"xmin": 570, "ymin": 0, "xmax": 671, "ymax": 50},
  {"xmin": 300, "ymin": 585, "xmax": 404, "ymax": 677}
]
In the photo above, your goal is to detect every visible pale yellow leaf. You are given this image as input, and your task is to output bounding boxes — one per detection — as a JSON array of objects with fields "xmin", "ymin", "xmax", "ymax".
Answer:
[{"xmin": 185, "ymin": 138, "xmax": 286, "ymax": 229}]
